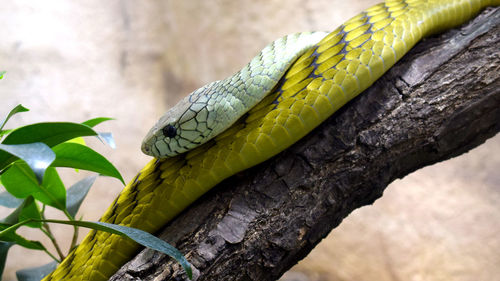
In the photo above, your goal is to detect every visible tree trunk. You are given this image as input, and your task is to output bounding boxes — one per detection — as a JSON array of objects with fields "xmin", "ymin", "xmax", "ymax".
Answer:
[{"xmin": 110, "ymin": 7, "xmax": 500, "ymax": 281}]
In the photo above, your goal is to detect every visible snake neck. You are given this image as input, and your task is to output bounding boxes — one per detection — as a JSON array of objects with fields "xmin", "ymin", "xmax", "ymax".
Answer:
[{"xmin": 143, "ymin": 32, "xmax": 328, "ymax": 158}]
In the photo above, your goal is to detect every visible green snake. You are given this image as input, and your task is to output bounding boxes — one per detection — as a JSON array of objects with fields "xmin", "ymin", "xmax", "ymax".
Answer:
[{"xmin": 43, "ymin": 0, "xmax": 499, "ymax": 280}]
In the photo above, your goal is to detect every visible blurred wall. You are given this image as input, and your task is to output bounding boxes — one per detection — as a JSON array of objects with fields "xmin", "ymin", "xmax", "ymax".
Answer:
[{"xmin": 0, "ymin": 1, "xmax": 498, "ymax": 280}]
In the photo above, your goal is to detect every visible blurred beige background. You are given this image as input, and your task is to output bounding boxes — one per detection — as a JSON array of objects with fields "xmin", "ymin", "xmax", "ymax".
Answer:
[{"xmin": 1, "ymin": 1, "xmax": 498, "ymax": 281}]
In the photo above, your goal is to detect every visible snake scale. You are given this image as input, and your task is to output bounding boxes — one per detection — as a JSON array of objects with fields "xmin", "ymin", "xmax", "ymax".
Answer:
[{"xmin": 43, "ymin": 0, "xmax": 499, "ymax": 280}]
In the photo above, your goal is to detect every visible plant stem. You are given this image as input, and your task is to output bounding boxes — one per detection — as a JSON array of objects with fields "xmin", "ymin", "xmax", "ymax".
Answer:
[
  {"xmin": 63, "ymin": 209, "xmax": 79, "ymax": 251},
  {"xmin": 41, "ymin": 213, "xmax": 65, "ymax": 260},
  {"xmin": 43, "ymin": 248, "xmax": 61, "ymax": 263},
  {"xmin": 0, "ymin": 219, "xmax": 31, "ymax": 235}
]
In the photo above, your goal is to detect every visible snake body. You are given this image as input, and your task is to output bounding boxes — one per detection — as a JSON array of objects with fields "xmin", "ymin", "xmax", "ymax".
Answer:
[{"xmin": 44, "ymin": 1, "xmax": 499, "ymax": 280}]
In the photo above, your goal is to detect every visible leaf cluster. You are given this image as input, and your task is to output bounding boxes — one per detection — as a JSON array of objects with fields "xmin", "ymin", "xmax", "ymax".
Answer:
[{"xmin": 0, "ymin": 103, "xmax": 191, "ymax": 280}]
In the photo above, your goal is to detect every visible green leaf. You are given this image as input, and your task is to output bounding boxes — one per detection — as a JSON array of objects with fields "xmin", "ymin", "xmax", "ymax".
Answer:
[
  {"xmin": 0, "ymin": 122, "xmax": 98, "ymax": 171},
  {"xmin": 92, "ymin": 222, "xmax": 193, "ymax": 279},
  {"xmin": 16, "ymin": 261, "xmax": 58, "ymax": 281},
  {"xmin": 0, "ymin": 191, "xmax": 23, "ymax": 208},
  {"xmin": 82, "ymin": 117, "xmax": 114, "ymax": 128},
  {"xmin": 0, "ymin": 143, "xmax": 56, "ymax": 183},
  {"xmin": 51, "ymin": 143, "xmax": 124, "ymax": 184},
  {"xmin": 0, "ymin": 71, "xmax": 5, "ymax": 79},
  {"xmin": 0, "ymin": 198, "xmax": 24, "ymax": 225},
  {"xmin": 0, "ymin": 224, "xmax": 45, "ymax": 250},
  {"xmin": 66, "ymin": 175, "xmax": 97, "ymax": 217},
  {"xmin": 0, "ymin": 218, "xmax": 193, "ymax": 279},
  {"xmin": 65, "ymin": 137, "xmax": 86, "ymax": 146},
  {"xmin": 0, "ymin": 241, "xmax": 13, "ymax": 279},
  {"xmin": 19, "ymin": 196, "xmax": 42, "ymax": 228},
  {"xmin": 97, "ymin": 132, "xmax": 116, "ymax": 149},
  {"xmin": 2, "ymin": 122, "xmax": 97, "ymax": 146},
  {"xmin": 13, "ymin": 237, "xmax": 45, "ymax": 251},
  {"xmin": 81, "ymin": 118, "xmax": 116, "ymax": 148},
  {"xmin": 0, "ymin": 196, "xmax": 40, "ymax": 227},
  {"xmin": 0, "ymin": 128, "xmax": 13, "ymax": 138},
  {"xmin": 0, "ymin": 104, "xmax": 29, "ymax": 132},
  {"xmin": 41, "ymin": 219, "xmax": 192, "ymax": 279},
  {"xmin": 1, "ymin": 164, "xmax": 66, "ymax": 210},
  {"xmin": 0, "ymin": 196, "xmax": 42, "ymax": 228}
]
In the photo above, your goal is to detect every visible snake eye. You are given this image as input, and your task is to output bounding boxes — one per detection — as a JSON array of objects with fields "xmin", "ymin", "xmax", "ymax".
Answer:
[{"xmin": 162, "ymin": 125, "xmax": 177, "ymax": 138}]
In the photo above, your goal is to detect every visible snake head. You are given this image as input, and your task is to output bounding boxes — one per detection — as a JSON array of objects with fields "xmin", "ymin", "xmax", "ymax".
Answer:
[{"xmin": 142, "ymin": 92, "xmax": 214, "ymax": 158}]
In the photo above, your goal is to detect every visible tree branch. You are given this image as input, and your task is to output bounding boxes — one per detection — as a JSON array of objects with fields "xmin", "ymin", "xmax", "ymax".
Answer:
[{"xmin": 111, "ymin": 7, "xmax": 500, "ymax": 281}]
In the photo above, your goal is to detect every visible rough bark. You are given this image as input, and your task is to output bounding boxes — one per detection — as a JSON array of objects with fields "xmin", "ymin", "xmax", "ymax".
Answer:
[{"xmin": 111, "ymin": 8, "xmax": 500, "ymax": 281}]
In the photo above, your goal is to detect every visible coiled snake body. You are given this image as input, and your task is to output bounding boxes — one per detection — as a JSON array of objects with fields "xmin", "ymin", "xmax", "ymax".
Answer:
[{"xmin": 44, "ymin": 0, "xmax": 499, "ymax": 280}]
